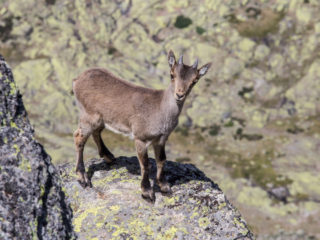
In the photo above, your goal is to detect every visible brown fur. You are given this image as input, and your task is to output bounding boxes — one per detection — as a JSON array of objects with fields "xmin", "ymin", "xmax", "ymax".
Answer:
[{"xmin": 73, "ymin": 50, "xmax": 211, "ymax": 201}]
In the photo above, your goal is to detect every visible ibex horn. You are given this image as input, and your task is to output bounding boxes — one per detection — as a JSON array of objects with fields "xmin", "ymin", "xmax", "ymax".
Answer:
[
  {"xmin": 178, "ymin": 55, "xmax": 183, "ymax": 65},
  {"xmin": 192, "ymin": 58, "xmax": 198, "ymax": 69}
]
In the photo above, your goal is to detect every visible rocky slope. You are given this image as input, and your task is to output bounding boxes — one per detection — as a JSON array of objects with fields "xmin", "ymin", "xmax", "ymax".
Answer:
[
  {"xmin": 0, "ymin": 55, "xmax": 76, "ymax": 239},
  {"xmin": 1, "ymin": 0, "xmax": 320, "ymax": 238}
]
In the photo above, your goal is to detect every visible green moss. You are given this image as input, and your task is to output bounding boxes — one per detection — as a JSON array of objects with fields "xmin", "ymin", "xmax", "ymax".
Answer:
[
  {"xmin": 227, "ymin": 151, "xmax": 292, "ymax": 189},
  {"xmin": 163, "ymin": 196, "xmax": 179, "ymax": 206},
  {"xmin": 61, "ymin": 186, "xmax": 68, "ymax": 197},
  {"xmin": 233, "ymin": 217, "xmax": 249, "ymax": 235},
  {"xmin": 224, "ymin": 120, "xmax": 234, "ymax": 128},
  {"xmin": 196, "ymin": 26, "xmax": 206, "ymax": 35},
  {"xmin": 162, "ymin": 226, "xmax": 178, "ymax": 239},
  {"xmin": 198, "ymin": 217, "xmax": 210, "ymax": 228},
  {"xmin": 174, "ymin": 15, "xmax": 192, "ymax": 29},
  {"xmin": 107, "ymin": 46, "xmax": 118, "ymax": 55},
  {"xmin": 13, "ymin": 144, "xmax": 19, "ymax": 155},
  {"xmin": 74, "ymin": 205, "xmax": 104, "ymax": 232},
  {"xmin": 109, "ymin": 205, "xmax": 120, "ymax": 212},
  {"xmin": 20, "ymin": 155, "xmax": 32, "ymax": 172},
  {"xmin": 190, "ymin": 210, "xmax": 199, "ymax": 219},
  {"xmin": 93, "ymin": 167, "xmax": 132, "ymax": 186},
  {"xmin": 238, "ymin": 87, "xmax": 253, "ymax": 101},
  {"xmin": 208, "ymin": 125, "xmax": 220, "ymax": 136},
  {"xmin": 218, "ymin": 202, "xmax": 227, "ymax": 210},
  {"xmin": 233, "ymin": 217, "xmax": 245, "ymax": 228},
  {"xmin": 128, "ymin": 218, "xmax": 153, "ymax": 237},
  {"xmin": 10, "ymin": 121, "xmax": 18, "ymax": 129},
  {"xmin": 108, "ymin": 224, "xmax": 129, "ymax": 239},
  {"xmin": 9, "ymin": 82, "xmax": 16, "ymax": 95},
  {"xmin": 29, "ymin": 220, "xmax": 38, "ymax": 240},
  {"xmin": 40, "ymin": 185, "xmax": 45, "ymax": 197}
]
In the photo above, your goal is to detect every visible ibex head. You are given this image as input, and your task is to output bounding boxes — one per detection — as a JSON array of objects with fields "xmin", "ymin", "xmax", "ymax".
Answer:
[{"xmin": 168, "ymin": 50, "xmax": 212, "ymax": 102}]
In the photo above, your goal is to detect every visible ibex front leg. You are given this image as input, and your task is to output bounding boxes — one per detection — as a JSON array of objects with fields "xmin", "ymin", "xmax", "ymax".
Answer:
[
  {"xmin": 74, "ymin": 127, "xmax": 92, "ymax": 188},
  {"xmin": 153, "ymin": 143, "xmax": 171, "ymax": 193},
  {"xmin": 135, "ymin": 139, "xmax": 154, "ymax": 201}
]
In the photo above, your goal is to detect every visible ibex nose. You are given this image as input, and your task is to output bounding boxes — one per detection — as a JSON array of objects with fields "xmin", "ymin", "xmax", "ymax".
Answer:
[{"xmin": 176, "ymin": 93, "xmax": 185, "ymax": 100}]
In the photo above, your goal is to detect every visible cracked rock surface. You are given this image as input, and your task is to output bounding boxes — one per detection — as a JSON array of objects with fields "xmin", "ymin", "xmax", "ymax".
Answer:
[{"xmin": 0, "ymin": 55, "xmax": 76, "ymax": 240}]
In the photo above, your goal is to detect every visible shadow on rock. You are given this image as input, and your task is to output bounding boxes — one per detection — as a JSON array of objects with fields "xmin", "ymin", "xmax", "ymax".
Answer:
[{"xmin": 86, "ymin": 156, "xmax": 220, "ymax": 191}]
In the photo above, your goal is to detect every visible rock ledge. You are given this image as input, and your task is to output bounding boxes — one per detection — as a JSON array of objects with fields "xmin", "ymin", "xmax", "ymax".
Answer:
[{"xmin": 60, "ymin": 157, "xmax": 253, "ymax": 240}]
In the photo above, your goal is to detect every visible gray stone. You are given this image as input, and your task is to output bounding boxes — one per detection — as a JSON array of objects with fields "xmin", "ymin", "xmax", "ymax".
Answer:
[
  {"xmin": 0, "ymin": 55, "xmax": 77, "ymax": 240},
  {"xmin": 60, "ymin": 157, "xmax": 254, "ymax": 240}
]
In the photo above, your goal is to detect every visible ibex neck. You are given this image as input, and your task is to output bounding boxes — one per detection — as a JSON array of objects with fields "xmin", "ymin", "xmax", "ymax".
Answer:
[{"xmin": 161, "ymin": 83, "xmax": 184, "ymax": 116}]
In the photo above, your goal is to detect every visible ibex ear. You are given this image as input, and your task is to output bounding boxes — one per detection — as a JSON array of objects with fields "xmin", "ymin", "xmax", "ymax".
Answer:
[
  {"xmin": 198, "ymin": 62, "xmax": 212, "ymax": 78},
  {"xmin": 168, "ymin": 50, "xmax": 176, "ymax": 68}
]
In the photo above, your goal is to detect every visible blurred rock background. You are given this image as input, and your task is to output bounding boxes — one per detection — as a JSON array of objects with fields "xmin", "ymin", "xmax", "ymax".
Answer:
[{"xmin": 0, "ymin": 0, "xmax": 319, "ymax": 239}]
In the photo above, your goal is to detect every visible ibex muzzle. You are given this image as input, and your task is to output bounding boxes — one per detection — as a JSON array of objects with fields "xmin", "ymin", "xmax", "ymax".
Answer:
[{"xmin": 73, "ymin": 50, "xmax": 211, "ymax": 201}]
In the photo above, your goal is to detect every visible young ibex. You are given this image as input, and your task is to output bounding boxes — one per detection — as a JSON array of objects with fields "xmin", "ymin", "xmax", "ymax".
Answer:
[{"xmin": 73, "ymin": 50, "xmax": 211, "ymax": 201}]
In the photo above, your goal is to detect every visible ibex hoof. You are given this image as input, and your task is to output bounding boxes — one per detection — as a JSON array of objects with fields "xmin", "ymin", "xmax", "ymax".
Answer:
[
  {"xmin": 157, "ymin": 180, "xmax": 172, "ymax": 194},
  {"xmin": 103, "ymin": 155, "xmax": 115, "ymax": 164},
  {"xmin": 77, "ymin": 172, "xmax": 92, "ymax": 188},
  {"xmin": 86, "ymin": 179, "xmax": 93, "ymax": 188},
  {"xmin": 160, "ymin": 183, "xmax": 172, "ymax": 194},
  {"xmin": 141, "ymin": 189, "xmax": 155, "ymax": 203},
  {"xmin": 78, "ymin": 179, "xmax": 92, "ymax": 188}
]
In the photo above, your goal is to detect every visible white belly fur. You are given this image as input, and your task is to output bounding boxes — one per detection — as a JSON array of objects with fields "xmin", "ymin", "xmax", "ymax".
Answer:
[{"xmin": 104, "ymin": 123, "xmax": 134, "ymax": 139}]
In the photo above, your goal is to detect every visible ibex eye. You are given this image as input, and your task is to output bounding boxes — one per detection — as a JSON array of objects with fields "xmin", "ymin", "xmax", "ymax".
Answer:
[{"xmin": 170, "ymin": 74, "xmax": 174, "ymax": 79}]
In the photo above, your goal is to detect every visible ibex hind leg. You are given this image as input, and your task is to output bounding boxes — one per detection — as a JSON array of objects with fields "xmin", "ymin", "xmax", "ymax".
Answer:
[
  {"xmin": 74, "ymin": 125, "xmax": 92, "ymax": 188},
  {"xmin": 92, "ymin": 128, "xmax": 115, "ymax": 163}
]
